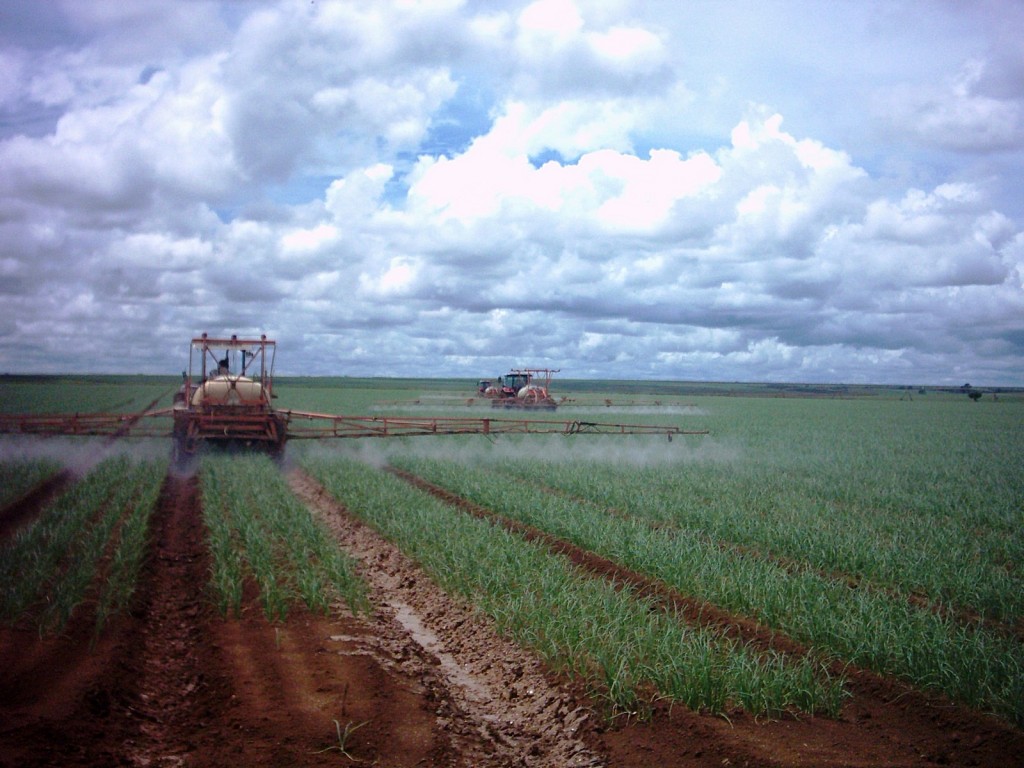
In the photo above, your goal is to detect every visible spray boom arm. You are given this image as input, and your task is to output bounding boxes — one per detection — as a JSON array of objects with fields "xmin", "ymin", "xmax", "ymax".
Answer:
[
  {"xmin": 0, "ymin": 409, "xmax": 704, "ymax": 441},
  {"xmin": 277, "ymin": 410, "xmax": 704, "ymax": 439}
]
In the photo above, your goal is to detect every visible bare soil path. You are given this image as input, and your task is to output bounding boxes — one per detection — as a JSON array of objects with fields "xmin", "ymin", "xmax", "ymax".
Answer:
[{"xmin": 288, "ymin": 468, "xmax": 605, "ymax": 768}]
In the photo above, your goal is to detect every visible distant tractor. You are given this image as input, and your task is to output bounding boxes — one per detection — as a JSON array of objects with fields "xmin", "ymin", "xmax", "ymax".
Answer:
[{"xmin": 480, "ymin": 369, "xmax": 559, "ymax": 410}]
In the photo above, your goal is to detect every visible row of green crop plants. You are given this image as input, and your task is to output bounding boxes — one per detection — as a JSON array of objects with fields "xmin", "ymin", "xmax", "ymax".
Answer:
[
  {"xmin": 388, "ymin": 453, "xmax": 1024, "ymax": 726},
  {"xmin": 0, "ymin": 453, "xmax": 370, "ymax": 638},
  {"xmin": 200, "ymin": 455, "xmax": 368, "ymax": 621},
  {"xmin": 688, "ymin": 396, "xmax": 1024, "ymax": 624},
  {"xmin": 300, "ymin": 454, "xmax": 848, "ymax": 719},
  {"xmin": 486, "ymin": 449, "xmax": 1022, "ymax": 627},
  {"xmin": 0, "ymin": 456, "xmax": 166, "ymax": 636},
  {"xmin": 0, "ymin": 458, "xmax": 61, "ymax": 508},
  {"xmin": 0, "ymin": 379, "xmax": 175, "ymax": 415},
  {"xmin": 559, "ymin": 456, "xmax": 1023, "ymax": 626}
]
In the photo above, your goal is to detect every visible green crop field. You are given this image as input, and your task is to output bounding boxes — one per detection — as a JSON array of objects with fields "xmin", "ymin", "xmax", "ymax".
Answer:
[{"xmin": 1, "ymin": 375, "xmax": 1022, "ymax": 724}]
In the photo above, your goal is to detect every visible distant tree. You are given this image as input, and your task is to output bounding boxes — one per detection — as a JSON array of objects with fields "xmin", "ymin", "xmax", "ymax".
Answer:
[{"xmin": 968, "ymin": 390, "xmax": 982, "ymax": 401}]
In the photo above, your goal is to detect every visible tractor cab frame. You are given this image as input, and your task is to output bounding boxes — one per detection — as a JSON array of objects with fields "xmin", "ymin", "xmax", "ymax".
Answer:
[{"xmin": 172, "ymin": 334, "xmax": 286, "ymax": 459}]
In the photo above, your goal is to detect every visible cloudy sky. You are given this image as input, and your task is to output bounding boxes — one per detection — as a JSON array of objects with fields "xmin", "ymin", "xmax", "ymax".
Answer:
[{"xmin": 1, "ymin": 0, "xmax": 1022, "ymax": 385}]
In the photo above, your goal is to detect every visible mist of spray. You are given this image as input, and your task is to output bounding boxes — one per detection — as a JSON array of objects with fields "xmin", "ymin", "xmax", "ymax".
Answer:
[
  {"xmin": 0, "ymin": 436, "xmax": 169, "ymax": 478},
  {"xmin": 371, "ymin": 403, "xmax": 708, "ymax": 418},
  {"xmin": 290, "ymin": 433, "xmax": 738, "ymax": 469}
]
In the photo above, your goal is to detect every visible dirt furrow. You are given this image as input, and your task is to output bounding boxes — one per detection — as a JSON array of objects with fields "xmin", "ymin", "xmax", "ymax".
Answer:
[
  {"xmin": 288, "ymin": 467, "xmax": 605, "ymax": 768},
  {"xmin": 111, "ymin": 472, "xmax": 225, "ymax": 767}
]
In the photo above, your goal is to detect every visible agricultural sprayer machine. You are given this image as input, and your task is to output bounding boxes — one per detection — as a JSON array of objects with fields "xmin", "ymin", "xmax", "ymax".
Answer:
[
  {"xmin": 478, "ymin": 368, "xmax": 559, "ymax": 409},
  {"xmin": 0, "ymin": 334, "xmax": 706, "ymax": 460}
]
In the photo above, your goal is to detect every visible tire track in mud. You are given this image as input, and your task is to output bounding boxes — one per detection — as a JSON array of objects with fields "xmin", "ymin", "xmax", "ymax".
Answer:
[
  {"xmin": 389, "ymin": 465, "xmax": 1024, "ymax": 768},
  {"xmin": 287, "ymin": 468, "xmax": 605, "ymax": 768}
]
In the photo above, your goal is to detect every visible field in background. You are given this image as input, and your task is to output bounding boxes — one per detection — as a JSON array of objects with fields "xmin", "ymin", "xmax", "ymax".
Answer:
[{"xmin": 2, "ymin": 373, "xmax": 1021, "ymax": 417}]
